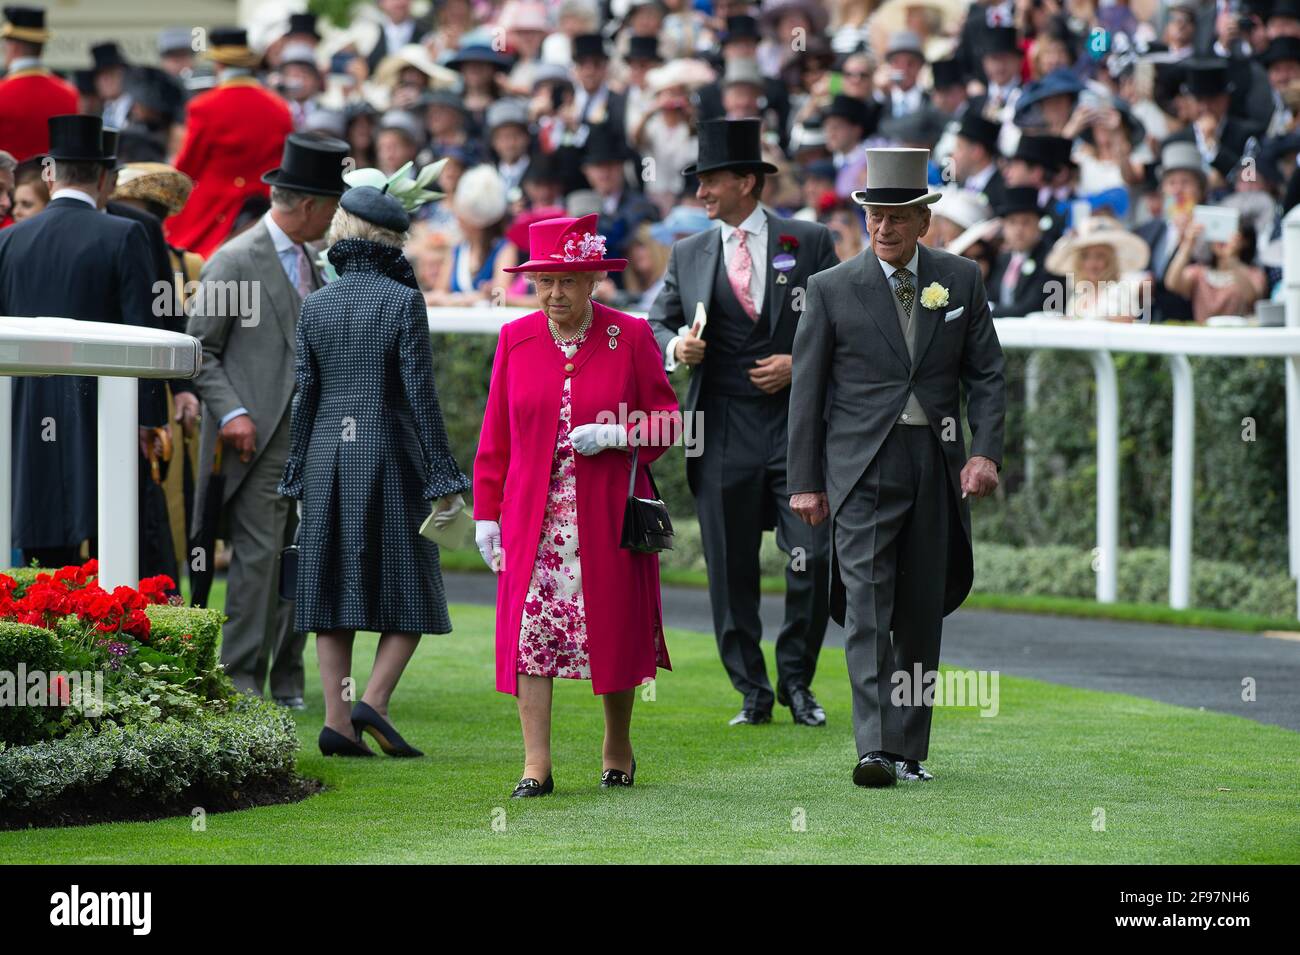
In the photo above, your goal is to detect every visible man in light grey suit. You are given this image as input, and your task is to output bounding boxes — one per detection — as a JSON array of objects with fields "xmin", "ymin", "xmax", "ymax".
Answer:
[
  {"xmin": 187, "ymin": 133, "xmax": 349, "ymax": 702},
  {"xmin": 787, "ymin": 148, "xmax": 1006, "ymax": 787}
]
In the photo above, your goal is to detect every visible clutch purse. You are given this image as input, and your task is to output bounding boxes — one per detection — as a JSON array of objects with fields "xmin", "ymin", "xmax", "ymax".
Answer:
[
  {"xmin": 278, "ymin": 540, "xmax": 298, "ymax": 603},
  {"xmin": 620, "ymin": 446, "xmax": 673, "ymax": 553},
  {"xmin": 419, "ymin": 500, "xmax": 475, "ymax": 549}
]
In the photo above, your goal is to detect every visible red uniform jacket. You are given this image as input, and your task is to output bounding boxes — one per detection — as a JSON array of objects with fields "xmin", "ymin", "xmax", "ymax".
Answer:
[
  {"xmin": 0, "ymin": 68, "xmax": 79, "ymax": 161},
  {"xmin": 165, "ymin": 77, "xmax": 292, "ymax": 257}
]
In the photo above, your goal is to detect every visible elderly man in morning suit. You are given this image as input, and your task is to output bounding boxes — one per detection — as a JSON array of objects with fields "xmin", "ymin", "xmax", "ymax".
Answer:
[
  {"xmin": 187, "ymin": 133, "xmax": 349, "ymax": 706},
  {"xmin": 788, "ymin": 148, "xmax": 1006, "ymax": 787}
]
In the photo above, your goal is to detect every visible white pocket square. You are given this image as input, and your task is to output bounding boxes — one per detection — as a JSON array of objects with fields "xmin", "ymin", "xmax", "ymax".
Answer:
[{"xmin": 944, "ymin": 306, "xmax": 964, "ymax": 322}]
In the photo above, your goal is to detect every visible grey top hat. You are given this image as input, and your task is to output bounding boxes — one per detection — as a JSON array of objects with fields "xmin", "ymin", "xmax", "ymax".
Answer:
[
  {"xmin": 851, "ymin": 148, "xmax": 941, "ymax": 207},
  {"xmin": 723, "ymin": 57, "xmax": 764, "ymax": 89},
  {"xmin": 157, "ymin": 26, "xmax": 191, "ymax": 56},
  {"xmin": 379, "ymin": 109, "xmax": 424, "ymax": 142},
  {"xmin": 886, "ymin": 30, "xmax": 925, "ymax": 60},
  {"xmin": 1158, "ymin": 141, "xmax": 1207, "ymax": 182},
  {"xmin": 486, "ymin": 97, "xmax": 530, "ymax": 132}
]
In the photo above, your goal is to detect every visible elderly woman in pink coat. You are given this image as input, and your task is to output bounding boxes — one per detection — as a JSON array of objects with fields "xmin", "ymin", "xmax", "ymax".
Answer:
[{"xmin": 473, "ymin": 214, "xmax": 680, "ymax": 798}]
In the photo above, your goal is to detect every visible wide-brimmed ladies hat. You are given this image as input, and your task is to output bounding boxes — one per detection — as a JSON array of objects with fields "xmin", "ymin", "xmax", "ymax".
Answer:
[
  {"xmin": 373, "ymin": 43, "xmax": 459, "ymax": 89},
  {"xmin": 503, "ymin": 213, "xmax": 628, "ymax": 273},
  {"xmin": 454, "ymin": 164, "xmax": 509, "ymax": 227},
  {"xmin": 1045, "ymin": 215, "xmax": 1150, "ymax": 274},
  {"xmin": 760, "ymin": 0, "xmax": 829, "ymax": 35},
  {"xmin": 930, "ymin": 188, "xmax": 992, "ymax": 230},
  {"xmin": 111, "ymin": 162, "xmax": 194, "ymax": 217},
  {"xmin": 852, "ymin": 147, "xmax": 942, "ymax": 207}
]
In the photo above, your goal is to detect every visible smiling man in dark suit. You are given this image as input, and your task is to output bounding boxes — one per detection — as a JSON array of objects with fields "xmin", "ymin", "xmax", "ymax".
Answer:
[
  {"xmin": 649, "ymin": 118, "xmax": 839, "ymax": 728},
  {"xmin": 788, "ymin": 148, "xmax": 1006, "ymax": 786}
]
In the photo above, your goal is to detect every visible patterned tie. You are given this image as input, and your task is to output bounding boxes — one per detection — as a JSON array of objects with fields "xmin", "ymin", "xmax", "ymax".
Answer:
[
  {"xmin": 293, "ymin": 244, "xmax": 313, "ymax": 299},
  {"xmin": 1003, "ymin": 252, "xmax": 1023, "ymax": 305},
  {"xmin": 893, "ymin": 267, "xmax": 915, "ymax": 315},
  {"xmin": 728, "ymin": 228, "xmax": 758, "ymax": 321}
]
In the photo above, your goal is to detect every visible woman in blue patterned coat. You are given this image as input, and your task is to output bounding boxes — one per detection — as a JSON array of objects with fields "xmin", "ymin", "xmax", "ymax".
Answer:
[{"xmin": 280, "ymin": 185, "xmax": 470, "ymax": 758}]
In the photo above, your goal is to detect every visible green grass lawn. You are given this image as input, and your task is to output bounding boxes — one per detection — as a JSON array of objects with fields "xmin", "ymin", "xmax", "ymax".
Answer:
[{"xmin": 2, "ymin": 602, "xmax": 1297, "ymax": 863}]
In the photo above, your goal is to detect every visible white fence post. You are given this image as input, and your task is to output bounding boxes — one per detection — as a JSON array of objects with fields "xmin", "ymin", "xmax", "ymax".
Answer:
[
  {"xmin": 1168, "ymin": 355, "xmax": 1194, "ymax": 610},
  {"xmin": 96, "ymin": 377, "xmax": 138, "ymax": 590},
  {"xmin": 1089, "ymin": 350, "xmax": 1119, "ymax": 603},
  {"xmin": 0, "ymin": 377, "xmax": 9, "ymax": 565},
  {"xmin": 1285, "ymin": 205, "xmax": 1300, "ymax": 617}
]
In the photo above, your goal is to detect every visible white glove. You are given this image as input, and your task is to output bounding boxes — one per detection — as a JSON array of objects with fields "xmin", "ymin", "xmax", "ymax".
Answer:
[
  {"xmin": 431, "ymin": 493, "xmax": 465, "ymax": 529},
  {"xmin": 569, "ymin": 422, "xmax": 627, "ymax": 456},
  {"xmin": 475, "ymin": 520, "xmax": 504, "ymax": 573}
]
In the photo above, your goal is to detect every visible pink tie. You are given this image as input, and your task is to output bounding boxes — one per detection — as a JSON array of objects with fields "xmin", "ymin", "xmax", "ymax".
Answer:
[
  {"xmin": 728, "ymin": 228, "xmax": 758, "ymax": 321},
  {"xmin": 293, "ymin": 244, "xmax": 313, "ymax": 299}
]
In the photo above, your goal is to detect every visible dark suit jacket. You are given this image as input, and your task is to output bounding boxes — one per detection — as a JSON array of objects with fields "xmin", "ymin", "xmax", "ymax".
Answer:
[
  {"xmin": 1135, "ymin": 218, "xmax": 1194, "ymax": 323},
  {"xmin": 365, "ymin": 15, "xmax": 435, "ymax": 74},
  {"xmin": 647, "ymin": 210, "xmax": 839, "ymax": 494},
  {"xmin": 787, "ymin": 244, "xmax": 1006, "ymax": 623},
  {"xmin": 987, "ymin": 239, "xmax": 1059, "ymax": 317},
  {"xmin": 1162, "ymin": 119, "xmax": 1257, "ymax": 179},
  {"xmin": 0, "ymin": 195, "xmax": 167, "ymax": 547}
]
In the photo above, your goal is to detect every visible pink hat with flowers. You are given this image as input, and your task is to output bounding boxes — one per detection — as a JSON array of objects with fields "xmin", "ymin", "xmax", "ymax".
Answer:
[{"xmin": 503, "ymin": 213, "xmax": 628, "ymax": 273}]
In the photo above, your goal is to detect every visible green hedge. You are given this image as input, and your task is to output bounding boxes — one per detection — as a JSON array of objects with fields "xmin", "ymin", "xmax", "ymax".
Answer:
[
  {"xmin": 0, "ymin": 622, "xmax": 65, "ymax": 746},
  {"xmin": 0, "ymin": 695, "xmax": 297, "ymax": 809}
]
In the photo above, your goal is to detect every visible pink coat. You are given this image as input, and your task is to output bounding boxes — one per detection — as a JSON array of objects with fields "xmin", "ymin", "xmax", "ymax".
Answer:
[{"xmin": 473, "ymin": 302, "xmax": 680, "ymax": 695}]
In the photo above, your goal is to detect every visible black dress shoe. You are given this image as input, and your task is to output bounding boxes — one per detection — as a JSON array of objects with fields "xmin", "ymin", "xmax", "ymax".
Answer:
[
  {"xmin": 318, "ymin": 726, "xmax": 375, "ymax": 757},
  {"xmin": 895, "ymin": 758, "xmax": 934, "ymax": 782},
  {"xmin": 853, "ymin": 751, "xmax": 898, "ymax": 787},
  {"xmin": 600, "ymin": 757, "xmax": 636, "ymax": 788},
  {"xmin": 728, "ymin": 708, "xmax": 772, "ymax": 726},
  {"xmin": 511, "ymin": 774, "xmax": 555, "ymax": 798},
  {"xmin": 787, "ymin": 686, "xmax": 827, "ymax": 727},
  {"xmin": 351, "ymin": 701, "xmax": 423, "ymax": 757}
]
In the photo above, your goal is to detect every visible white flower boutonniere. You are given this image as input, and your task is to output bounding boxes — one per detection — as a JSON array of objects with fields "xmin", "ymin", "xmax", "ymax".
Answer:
[
  {"xmin": 920, "ymin": 282, "xmax": 950, "ymax": 310},
  {"xmin": 1023, "ymin": 259, "xmax": 1037, "ymax": 276}
]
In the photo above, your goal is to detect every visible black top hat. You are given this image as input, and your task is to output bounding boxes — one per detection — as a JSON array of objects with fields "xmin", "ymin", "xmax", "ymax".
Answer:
[
  {"xmin": 523, "ymin": 149, "xmax": 564, "ymax": 183},
  {"xmin": 994, "ymin": 185, "xmax": 1043, "ymax": 217},
  {"xmin": 286, "ymin": 12, "xmax": 320, "ymax": 40},
  {"xmin": 956, "ymin": 112, "xmax": 1000, "ymax": 153},
  {"xmin": 2, "ymin": 5, "xmax": 49, "ymax": 43},
  {"xmin": 931, "ymin": 58, "xmax": 964, "ymax": 89},
  {"xmin": 682, "ymin": 117, "xmax": 779, "ymax": 176},
  {"xmin": 99, "ymin": 127, "xmax": 122, "ymax": 170},
  {"xmin": 1010, "ymin": 134, "xmax": 1065, "ymax": 171},
  {"xmin": 1181, "ymin": 57, "xmax": 1232, "ymax": 97},
  {"xmin": 981, "ymin": 27, "xmax": 1020, "ymax": 57},
  {"xmin": 581, "ymin": 122, "xmax": 633, "ymax": 165},
  {"xmin": 208, "ymin": 26, "xmax": 248, "ymax": 48},
  {"xmin": 1270, "ymin": 0, "xmax": 1300, "ymax": 20},
  {"xmin": 340, "ymin": 185, "xmax": 410, "ymax": 232},
  {"xmin": 823, "ymin": 94, "xmax": 875, "ymax": 133},
  {"xmin": 260, "ymin": 133, "xmax": 351, "ymax": 195},
  {"xmin": 571, "ymin": 33, "xmax": 608, "ymax": 62},
  {"xmin": 47, "ymin": 114, "xmax": 110, "ymax": 162},
  {"xmin": 627, "ymin": 35, "xmax": 662, "ymax": 63},
  {"xmin": 1262, "ymin": 36, "xmax": 1300, "ymax": 67},
  {"xmin": 722, "ymin": 15, "xmax": 760, "ymax": 45},
  {"xmin": 91, "ymin": 41, "xmax": 129, "ymax": 72},
  {"xmin": 128, "ymin": 66, "xmax": 186, "ymax": 121}
]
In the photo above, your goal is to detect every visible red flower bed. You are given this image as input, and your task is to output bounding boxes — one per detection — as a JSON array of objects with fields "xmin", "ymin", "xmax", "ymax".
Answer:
[{"xmin": 0, "ymin": 560, "xmax": 173, "ymax": 641}]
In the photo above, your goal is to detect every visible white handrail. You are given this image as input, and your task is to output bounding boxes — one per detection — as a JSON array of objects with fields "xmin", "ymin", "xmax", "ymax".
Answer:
[
  {"xmin": 426, "ymin": 306, "xmax": 1300, "ymax": 617},
  {"xmin": 0, "ymin": 317, "xmax": 201, "ymax": 589}
]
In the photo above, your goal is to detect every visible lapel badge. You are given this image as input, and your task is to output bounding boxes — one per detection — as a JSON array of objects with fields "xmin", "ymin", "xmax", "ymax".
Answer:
[
  {"xmin": 607, "ymin": 323, "xmax": 620, "ymax": 349},
  {"xmin": 775, "ymin": 272, "xmax": 788, "ymax": 285}
]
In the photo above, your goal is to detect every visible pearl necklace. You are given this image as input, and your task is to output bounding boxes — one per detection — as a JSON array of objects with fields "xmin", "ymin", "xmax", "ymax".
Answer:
[{"xmin": 548, "ymin": 301, "xmax": 593, "ymax": 345}]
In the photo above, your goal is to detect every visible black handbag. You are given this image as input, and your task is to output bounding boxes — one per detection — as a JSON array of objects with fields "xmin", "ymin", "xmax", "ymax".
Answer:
[
  {"xmin": 620, "ymin": 446, "xmax": 674, "ymax": 553},
  {"xmin": 278, "ymin": 516, "xmax": 299, "ymax": 602}
]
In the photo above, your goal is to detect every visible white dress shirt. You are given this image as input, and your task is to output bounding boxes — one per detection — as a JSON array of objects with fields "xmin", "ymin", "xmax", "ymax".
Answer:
[
  {"xmin": 381, "ymin": 16, "xmax": 417, "ymax": 56},
  {"xmin": 49, "ymin": 188, "xmax": 98, "ymax": 208},
  {"xmin": 878, "ymin": 246, "xmax": 920, "ymax": 289}
]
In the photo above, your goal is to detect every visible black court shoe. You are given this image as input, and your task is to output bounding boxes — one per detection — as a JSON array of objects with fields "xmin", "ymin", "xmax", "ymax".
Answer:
[
  {"xmin": 318, "ymin": 726, "xmax": 375, "ymax": 757},
  {"xmin": 351, "ymin": 701, "xmax": 423, "ymax": 757},
  {"xmin": 600, "ymin": 757, "xmax": 637, "ymax": 788},
  {"xmin": 511, "ymin": 774, "xmax": 555, "ymax": 798}
]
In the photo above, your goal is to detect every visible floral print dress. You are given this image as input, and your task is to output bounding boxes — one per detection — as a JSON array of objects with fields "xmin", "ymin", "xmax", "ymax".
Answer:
[{"xmin": 516, "ymin": 331, "xmax": 591, "ymax": 680}]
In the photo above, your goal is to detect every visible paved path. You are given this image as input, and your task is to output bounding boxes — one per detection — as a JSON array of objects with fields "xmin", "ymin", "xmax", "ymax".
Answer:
[{"xmin": 444, "ymin": 572, "xmax": 1300, "ymax": 732}]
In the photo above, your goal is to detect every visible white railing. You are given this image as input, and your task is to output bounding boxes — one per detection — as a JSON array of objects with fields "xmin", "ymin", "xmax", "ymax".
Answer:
[
  {"xmin": 0, "ymin": 317, "xmax": 201, "ymax": 589},
  {"xmin": 427, "ymin": 288, "xmax": 1300, "ymax": 618}
]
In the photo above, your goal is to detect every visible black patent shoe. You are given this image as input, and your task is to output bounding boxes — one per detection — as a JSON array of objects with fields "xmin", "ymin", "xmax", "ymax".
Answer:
[
  {"xmin": 852, "ymin": 751, "xmax": 898, "ymax": 787},
  {"xmin": 788, "ymin": 686, "xmax": 827, "ymax": 727},
  {"xmin": 351, "ymin": 701, "xmax": 423, "ymax": 757},
  {"xmin": 728, "ymin": 708, "xmax": 772, "ymax": 726},
  {"xmin": 318, "ymin": 726, "xmax": 375, "ymax": 757},
  {"xmin": 895, "ymin": 759, "xmax": 935, "ymax": 782},
  {"xmin": 511, "ymin": 774, "xmax": 555, "ymax": 798},
  {"xmin": 600, "ymin": 757, "xmax": 636, "ymax": 788}
]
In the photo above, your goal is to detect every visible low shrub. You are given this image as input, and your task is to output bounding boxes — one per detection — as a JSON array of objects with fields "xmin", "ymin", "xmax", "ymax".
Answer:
[{"xmin": 0, "ymin": 622, "xmax": 66, "ymax": 746}]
